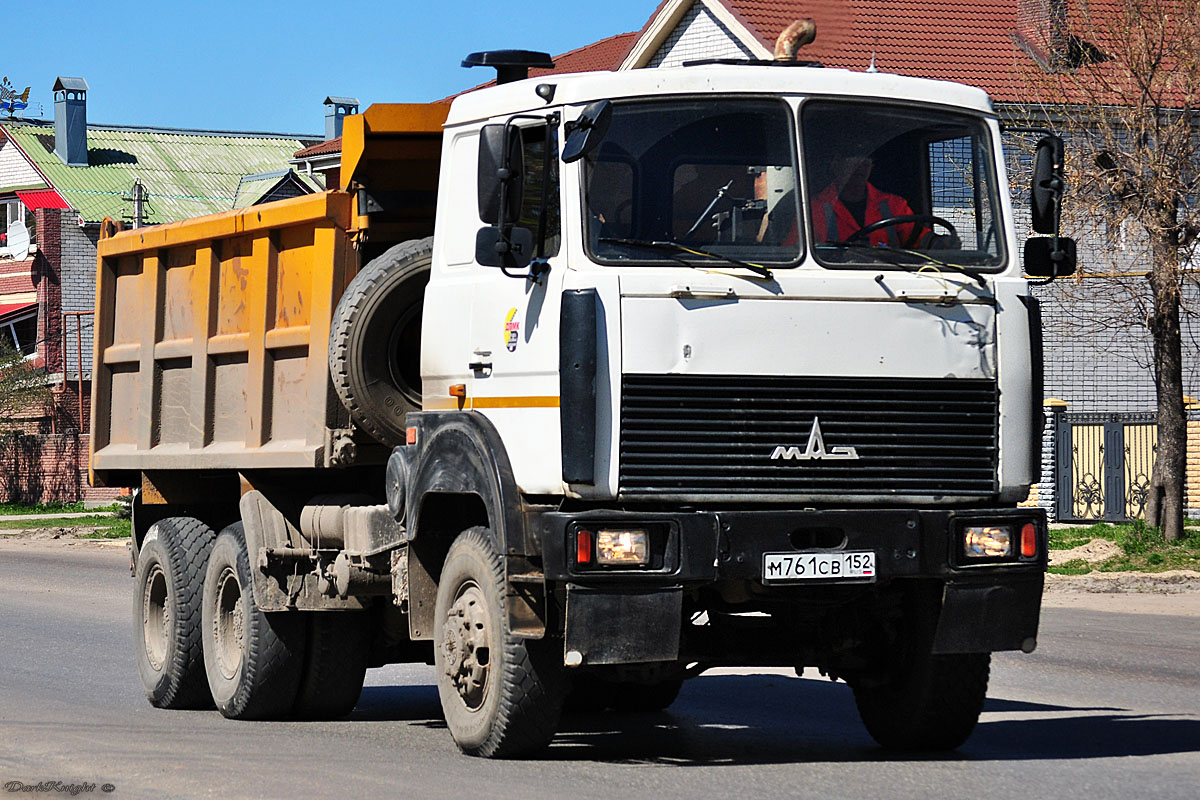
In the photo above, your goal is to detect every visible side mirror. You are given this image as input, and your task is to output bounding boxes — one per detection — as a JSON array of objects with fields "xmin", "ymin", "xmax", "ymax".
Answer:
[
  {"xmin": 478, "ymin": 124, "xmax": 524, "ymax": 224},
  {"xmin": 1024, "ymin": 236, "xmax": 1076, "ymax": 278},
  {"xmin": 1031, "ymin": 135, "xmax": 1065, "ymax": 235},
  {"xmin": 476, "ymin": 225, "xmax": 534, "ymax": 269},
  {"xmin": 561, "ymin": 100, "xmax": 612, "ymax": 164}
]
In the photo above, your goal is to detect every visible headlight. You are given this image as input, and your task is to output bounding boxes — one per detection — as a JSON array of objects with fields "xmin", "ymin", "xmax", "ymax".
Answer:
[
  {"xmin": 595, "ymin": 529, "xmax": 650, "ymax": 565},
  {"xmin": 963, "ymin": 525, "xmax": 1012, "ymax": 558}
]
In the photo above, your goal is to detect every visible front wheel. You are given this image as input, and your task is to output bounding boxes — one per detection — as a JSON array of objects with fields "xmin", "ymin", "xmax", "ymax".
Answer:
[
  {"xmin": 433, "ymin": 527, "xmax": 565, "ymax": 757},
  {"xmin": 852, "ymin": 592, "xmax": 990, "ymax": 750}
]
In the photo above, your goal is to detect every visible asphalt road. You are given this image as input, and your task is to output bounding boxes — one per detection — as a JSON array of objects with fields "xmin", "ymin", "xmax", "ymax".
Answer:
[{"xmin": 2, "ymin": 541, "xmax": 1198, "ymax": 800}]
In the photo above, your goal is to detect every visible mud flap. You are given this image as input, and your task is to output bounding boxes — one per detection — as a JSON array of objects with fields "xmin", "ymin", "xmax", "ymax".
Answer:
[
  {"xmin": 564, "ymin": 584, "xmax": 682, "ymax": 665},
  {"xmin": 932, "ymin": 573, "xmax": 1044, "ymax": 654}
]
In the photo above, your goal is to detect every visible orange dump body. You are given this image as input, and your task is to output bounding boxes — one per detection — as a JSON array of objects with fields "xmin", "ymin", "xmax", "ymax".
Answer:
[
  {"xmin": 90, "ymin": 103, "xmax": 448, "ymax": 487},
  {"xmin": 90, "ymin": 192, "xmax": 357, "ymax": 482}
]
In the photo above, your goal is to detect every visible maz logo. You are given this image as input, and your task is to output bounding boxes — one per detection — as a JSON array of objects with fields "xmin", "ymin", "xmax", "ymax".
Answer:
[{"xmin": 770, "ymin": 417, "xmax": 860, "ymax": 461}]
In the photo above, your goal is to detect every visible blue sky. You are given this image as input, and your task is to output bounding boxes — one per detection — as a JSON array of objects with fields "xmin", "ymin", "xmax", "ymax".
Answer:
[{"xmin": 6, "ymin": 1, "xmax": 653, "ymax": 135}]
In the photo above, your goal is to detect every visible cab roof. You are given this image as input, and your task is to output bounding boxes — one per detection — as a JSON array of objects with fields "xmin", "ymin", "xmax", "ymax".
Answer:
[{"xmin": 445, "ymin": 63, "xmax": 996, "ymax": 126}]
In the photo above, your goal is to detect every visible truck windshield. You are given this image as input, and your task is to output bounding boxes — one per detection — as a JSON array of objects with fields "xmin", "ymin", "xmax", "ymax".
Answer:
[
  {"xmin": 802, "ymin": 100, "xmax": 1005, "ymax": 270},
  {"xmin": 583, "ymin": 98, "xmax": 803, "ymax": 266}
]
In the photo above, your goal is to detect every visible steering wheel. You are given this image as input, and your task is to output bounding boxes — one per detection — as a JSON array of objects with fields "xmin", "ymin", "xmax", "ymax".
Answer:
[{"xmin": 847, "ymin": 214, "xmax": 958, "ymax": 249}]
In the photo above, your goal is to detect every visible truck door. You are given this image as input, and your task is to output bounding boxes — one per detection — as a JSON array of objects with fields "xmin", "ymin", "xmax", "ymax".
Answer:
[{"xmin": 467, "ymin": 117, "xmax": 566, "ymax": 493}]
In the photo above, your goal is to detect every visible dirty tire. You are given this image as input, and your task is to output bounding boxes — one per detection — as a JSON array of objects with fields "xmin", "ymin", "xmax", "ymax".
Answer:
[
  {"xmin": 133, "ymin": 517, "xmax": 217, "ymax": 709},
  {"xmin": 853, "ymin": 596, "xmax": 991, "ymax": 750},
  {"xmin": 291, "ymin": 611, "xmax": 372, "ymax": 720},
  {"xmin": 329, "ymin": 237, "xmax": 432, "ymax": 445},
  {"xmin": 434, "ymin": 527, "xmax": 566, "ymax": 758},
  {"xmin": 201, "ymin": 524, "xmax": 307, "ymax": 720}
]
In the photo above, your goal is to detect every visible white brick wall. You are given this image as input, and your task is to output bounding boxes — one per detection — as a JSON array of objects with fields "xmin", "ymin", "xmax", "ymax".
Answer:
[
  {"xmin": 648, "ymin": 3, "xmax": 756, "ymax": 68},
  {"xmin": 0, "ymin": 138, "xmax": 43, "ymax": 189},
  {"xmin": 60, "ymin": 223, "xmax": 97, "ymax": 378}
]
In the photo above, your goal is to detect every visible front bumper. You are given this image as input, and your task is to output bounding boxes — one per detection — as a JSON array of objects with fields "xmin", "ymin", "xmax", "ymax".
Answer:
[
  {"xmin": 536, "ymin": 506, "xmax": 1047, "ymax": 584},
  {"xmin": 531, "ymin": 506, "xmax": 1046, "ymax": 661}
]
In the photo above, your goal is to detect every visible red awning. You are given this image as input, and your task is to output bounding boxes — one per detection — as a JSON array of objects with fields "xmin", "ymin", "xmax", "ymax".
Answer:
[
  {"xmin": 0, "ymin": 301, "xmax": 36, "ymax": 322},
  {"xmin": 15, "ymin": 189, "xmax": 70, "ymax": 211}
]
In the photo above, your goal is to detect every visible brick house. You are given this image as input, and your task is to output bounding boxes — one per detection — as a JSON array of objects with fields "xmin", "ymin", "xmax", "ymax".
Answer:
[{"xmin": 0, "ymin": 77, "xmax": 320, "ymax": 503}]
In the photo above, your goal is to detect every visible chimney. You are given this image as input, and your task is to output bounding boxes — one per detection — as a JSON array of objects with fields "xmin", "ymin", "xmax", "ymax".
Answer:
[
  {"xmin": 324, "ymin": 96, "xmax": 359, "ymax": 140},
  {"xmin": 53, "ymin": 77, "xmax": 89, "ymax": 167}
]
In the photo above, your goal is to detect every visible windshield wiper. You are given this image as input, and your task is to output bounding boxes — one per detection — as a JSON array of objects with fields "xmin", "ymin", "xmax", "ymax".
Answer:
[
  {"xmin": 825, "ymin": 242, "xmax": 987, "ymax": 286},
  {"xmin": 598, "ymin": 237, "xmax": 773, "ymax": 279}
]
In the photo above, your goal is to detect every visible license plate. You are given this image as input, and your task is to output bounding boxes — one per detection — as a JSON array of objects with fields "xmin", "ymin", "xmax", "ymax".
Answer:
[{"xmin": 762, "ymin": 551, "xmax": 876, "ymax": 583}]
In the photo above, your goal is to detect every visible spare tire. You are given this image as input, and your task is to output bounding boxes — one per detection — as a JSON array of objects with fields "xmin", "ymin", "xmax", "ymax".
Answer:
[{"xmin": 330, "ymin": 237, "xmax": 432, "ymax": 445}]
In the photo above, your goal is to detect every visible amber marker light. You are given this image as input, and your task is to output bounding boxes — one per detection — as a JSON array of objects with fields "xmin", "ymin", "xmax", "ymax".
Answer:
[
  {"xmin": 1020, "ymin": 522, "xmax": 1038, "ymax": 558},
  {"xmin": 405, "ymin": 427, "xmax": 417, "ymax": 446},
  {"xmin": 449, "ymin": 384, "xmax": 466, "ymax": 398}
]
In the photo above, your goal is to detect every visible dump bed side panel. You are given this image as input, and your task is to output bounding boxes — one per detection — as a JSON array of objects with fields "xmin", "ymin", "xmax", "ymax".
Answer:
[{"xmin": 91, "ymin": 191, "xmax": 356, "ymax": 483}]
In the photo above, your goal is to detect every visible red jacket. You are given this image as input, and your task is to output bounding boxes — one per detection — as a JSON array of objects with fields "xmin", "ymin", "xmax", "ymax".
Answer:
[{"xmin": 811, "ymin": 182, "xmax": 919, "ymax": 247}]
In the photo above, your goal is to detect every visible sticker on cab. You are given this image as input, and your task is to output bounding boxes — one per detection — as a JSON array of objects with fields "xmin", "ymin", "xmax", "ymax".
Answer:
[{"xmin": 504, "ymin": 308, "xmax": 519, "ymax": 352}]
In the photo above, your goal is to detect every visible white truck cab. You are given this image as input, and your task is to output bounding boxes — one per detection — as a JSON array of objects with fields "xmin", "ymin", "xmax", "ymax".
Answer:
[{"xmin": 424, "ymin": 64, "xmax": 1040, "ymax": 504}]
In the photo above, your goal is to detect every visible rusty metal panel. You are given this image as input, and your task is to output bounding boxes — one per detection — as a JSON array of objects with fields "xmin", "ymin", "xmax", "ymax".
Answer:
[{"xmin": 91, "ymin": 191, "xmax": 358, "ymax": 483}]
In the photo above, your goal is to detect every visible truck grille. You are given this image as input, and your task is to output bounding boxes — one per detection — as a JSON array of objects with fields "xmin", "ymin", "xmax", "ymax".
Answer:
[{"xmin": 619, "ymin": 375, "xmax": 998, "ymax": 499}]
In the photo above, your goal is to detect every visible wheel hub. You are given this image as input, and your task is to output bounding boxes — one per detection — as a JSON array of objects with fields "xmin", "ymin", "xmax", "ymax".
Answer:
[
  {"xmin": 142, "ymin": 563, "xmax": 170, "ymax": 671},
  {"xmin": 213, "ymin": 566, "xmax": 245, "ymax": 680},
  {"xmin": 440, "ymin": 582, "xmax": 491, "ymax": 710}
]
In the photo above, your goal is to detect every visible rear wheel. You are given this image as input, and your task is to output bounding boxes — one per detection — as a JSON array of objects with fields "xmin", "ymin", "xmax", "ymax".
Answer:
[
  {"xmin": 133, "ymin": 517, "xmax": 216, "ymax": 709},
  {"xmin": 291, "ymin": 611, "xmax": 372, "ymax": 720},
  {"xmin": 434, "ymin": 527, "xmax": 566, "ymax": 757},
  {"xmin": 201, "ymin": 524, "xmax": 307, "ymax": 720}
]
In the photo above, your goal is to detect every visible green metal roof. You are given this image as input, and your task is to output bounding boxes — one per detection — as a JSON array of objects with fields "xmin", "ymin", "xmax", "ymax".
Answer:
[{"xmin": 2, "ymin": 121, "xmax": 320, "ymax": 224}]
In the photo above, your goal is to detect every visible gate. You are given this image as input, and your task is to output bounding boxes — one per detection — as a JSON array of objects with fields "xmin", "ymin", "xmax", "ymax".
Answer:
[{"xmin": 1056, "ymin": 413, "xmax": 1157, "ymax": 522}]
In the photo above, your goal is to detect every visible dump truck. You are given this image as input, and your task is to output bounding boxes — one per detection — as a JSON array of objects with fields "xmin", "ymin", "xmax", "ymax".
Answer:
[{"xmin": 93, "ymin": 50, "xmax": 1075, "ymax": 757}]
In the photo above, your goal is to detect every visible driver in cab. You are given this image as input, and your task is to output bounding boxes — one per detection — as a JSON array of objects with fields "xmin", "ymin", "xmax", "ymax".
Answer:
[
  {"xmin": 813, "ymin": 138, "xmax": 921, "ymax": 247},
  {"xmin": 811, "ymin": 138, "xmax": 957, "ymax": 250}
]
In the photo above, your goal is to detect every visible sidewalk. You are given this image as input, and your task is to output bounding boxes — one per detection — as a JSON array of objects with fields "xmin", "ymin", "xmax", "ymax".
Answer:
[{"xmin": 0, "ymin": 511, "xmax": 116, "ymax": 521}]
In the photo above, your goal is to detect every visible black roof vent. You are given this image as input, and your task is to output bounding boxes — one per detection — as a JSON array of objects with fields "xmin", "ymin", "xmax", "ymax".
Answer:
[
  {"xmin": 462, "ymin": 50, "xmax": 555, "ymax": 85},
  {"xmin": 682, "ymin": 58, "xmax": 824, "ymax": 68}
]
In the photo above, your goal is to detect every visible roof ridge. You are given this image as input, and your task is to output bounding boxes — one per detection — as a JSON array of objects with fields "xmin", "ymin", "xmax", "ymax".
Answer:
[{"xmin": 5, "ymin": 118, "xmax": 319, "ymax": 141}]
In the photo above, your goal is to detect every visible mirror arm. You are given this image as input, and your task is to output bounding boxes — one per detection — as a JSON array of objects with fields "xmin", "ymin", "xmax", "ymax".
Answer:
[
  {"xmin": 494, "ymin": 113, "xmax": 559, "ymax": 281},
  {"xmin": 533, "ymin": 114, "xmax": 559, "ymax": 268}
]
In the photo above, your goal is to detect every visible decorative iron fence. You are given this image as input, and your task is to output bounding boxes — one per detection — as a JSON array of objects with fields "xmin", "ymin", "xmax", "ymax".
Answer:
[{"xmin": 1055, "ymin": 412, "xmax": 1157, "ymax": 522}]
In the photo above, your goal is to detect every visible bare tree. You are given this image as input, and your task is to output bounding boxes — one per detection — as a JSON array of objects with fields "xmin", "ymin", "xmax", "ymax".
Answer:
[{"xmin": 1023, "ymin": 0, "xmax": 1200, "ymax": 540}]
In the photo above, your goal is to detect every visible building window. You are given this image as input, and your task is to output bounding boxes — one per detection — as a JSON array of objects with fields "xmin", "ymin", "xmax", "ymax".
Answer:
[
  {"xmin": 2, "ymin": 312, "xmax": 37, "ymax": 358},
  {"xmin": 0, "ymin": 199, "xmax": 34, "ymax": 249}
]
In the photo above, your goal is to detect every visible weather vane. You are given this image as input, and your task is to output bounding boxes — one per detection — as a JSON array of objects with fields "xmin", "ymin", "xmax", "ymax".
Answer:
[{"xmin": 0, "ymin": 77, "xmax": 31, "ymax": 118}]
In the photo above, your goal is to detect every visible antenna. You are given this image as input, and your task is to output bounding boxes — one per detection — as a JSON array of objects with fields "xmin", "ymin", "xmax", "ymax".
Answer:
[{"xmin": 866, "ymin": 31, "xmax": 880, "ymax": 73}]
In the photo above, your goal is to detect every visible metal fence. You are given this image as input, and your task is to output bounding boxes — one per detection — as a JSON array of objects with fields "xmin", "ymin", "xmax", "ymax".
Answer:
[{"xmin": 1056, "ymin": 412, "xmax": 1157, "ymax": 522}]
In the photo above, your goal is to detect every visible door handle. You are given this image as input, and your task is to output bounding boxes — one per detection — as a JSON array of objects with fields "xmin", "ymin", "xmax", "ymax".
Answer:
[{"xmin": 469, "ymin": 361, "xmax": 493, "ymax": 372}]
